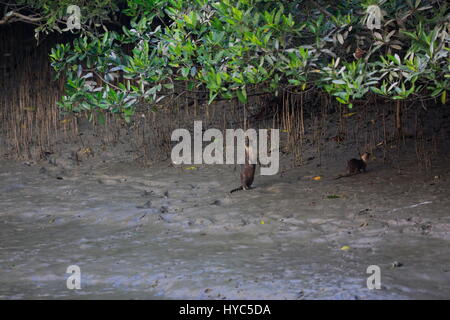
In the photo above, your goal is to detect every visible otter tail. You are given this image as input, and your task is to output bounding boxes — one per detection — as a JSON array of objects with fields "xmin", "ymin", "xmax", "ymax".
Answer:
[
  {"xmin": 334, "ymin": 173, "xmax": 358, "ymax": 180},
  {"xmin": 230, "ymin": 186, "xmax": 243, "ymax": 193}
]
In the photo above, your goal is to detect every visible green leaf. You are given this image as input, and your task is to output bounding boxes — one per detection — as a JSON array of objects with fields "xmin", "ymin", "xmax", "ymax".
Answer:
[
  {"xmin": 236, "ymin": 88, "xmax": 247, "ymax": 103},
  {"xmin": 97, "ymin": 112, "xmax": 106, "ymax": 125}
]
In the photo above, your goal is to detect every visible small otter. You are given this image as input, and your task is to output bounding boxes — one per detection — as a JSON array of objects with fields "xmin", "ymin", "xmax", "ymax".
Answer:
[
  {"xmin": 335, "ymin": 152, "xmax": 370, "ymax": 179},
  {"xmin": 230, "ymin": 143, "xmax": 256, "ymax": 193}
]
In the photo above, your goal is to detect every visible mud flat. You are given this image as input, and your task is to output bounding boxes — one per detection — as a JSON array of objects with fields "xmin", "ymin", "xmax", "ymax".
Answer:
[{"xmin": 1, "ymin": 152, "xmax": 450, "ymax": 299}]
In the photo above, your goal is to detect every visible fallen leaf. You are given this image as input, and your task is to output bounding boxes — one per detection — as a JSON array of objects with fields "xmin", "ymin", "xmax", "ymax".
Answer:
[
  {"xmin": 340, "ymin": 245, "xmax": 350, "ymax": 251},
  {"xmin": 313, "ymin": 176, "xmax": 321, "ymax": 181}
]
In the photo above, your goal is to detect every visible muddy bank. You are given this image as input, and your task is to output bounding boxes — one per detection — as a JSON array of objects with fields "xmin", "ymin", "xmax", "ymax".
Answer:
[{"xmin": 1, "ymin": 148, "xmax": 449, "ymax": 299}]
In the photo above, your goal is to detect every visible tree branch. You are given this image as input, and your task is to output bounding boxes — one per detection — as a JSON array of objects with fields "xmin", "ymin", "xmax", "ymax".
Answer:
[
  {"xmin": 0, "ymin": 11, "xmax": 44, "ymax": 25},
  {"xmin": 309, "ymin": 0, "xmax": 334, "ymax": 19}
]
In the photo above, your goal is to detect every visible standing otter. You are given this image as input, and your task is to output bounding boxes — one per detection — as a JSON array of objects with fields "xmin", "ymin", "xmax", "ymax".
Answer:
[
  {"xmin": 335, "ymin": 152, "xmax": 370, "ymax": 180},
  {"xmin": 230, "ymin": 142, "xmax": 256, "ymax": 193}
]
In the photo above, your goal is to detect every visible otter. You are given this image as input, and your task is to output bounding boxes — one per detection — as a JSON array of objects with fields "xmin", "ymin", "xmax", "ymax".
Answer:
[
  {"xmin": 335, "ymin": 152, "xmax": 370, "ymax": 180},
  {"xmin": 230, "ymin": 142, "xmax": 256, "ymax": 193}
]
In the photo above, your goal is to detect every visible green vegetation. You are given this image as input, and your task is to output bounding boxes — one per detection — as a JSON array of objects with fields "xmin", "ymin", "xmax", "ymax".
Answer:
[{"xmin": 2, "ymin": 0, "xmax": 449, "ymax": 121}]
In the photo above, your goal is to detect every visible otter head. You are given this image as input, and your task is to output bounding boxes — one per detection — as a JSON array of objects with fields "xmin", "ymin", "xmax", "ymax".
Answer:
[{"xmin": 360, "ymin": 152, "xmax": 371, "ymax": 163}]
